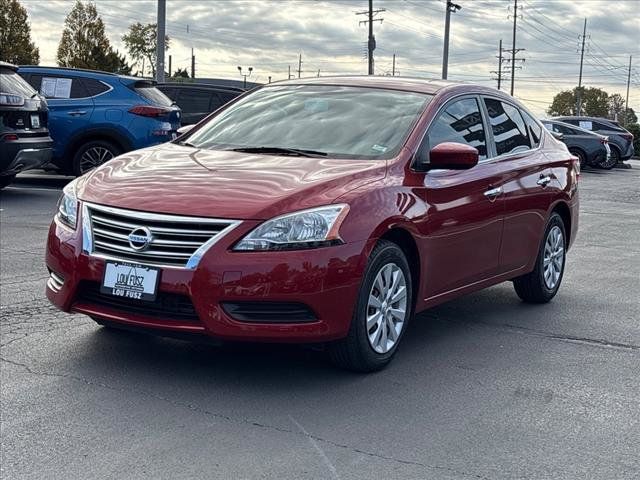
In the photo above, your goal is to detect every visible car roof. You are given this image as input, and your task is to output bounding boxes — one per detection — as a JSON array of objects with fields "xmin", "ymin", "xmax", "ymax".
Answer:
[
  {"xmin": 544, "ymin": 119, "xmax": 605, "ymax": 137},
  {"xmin": 157, "ymin": 82, "xmax": 245, "ymax": 93},
  {"xmin": 0, "ymin": 61, "xmax": 18, "ymax": 71},
  {"xmin": 18, "ymin": 65, "xmax": 153, "ymax": 84},
  {"xmin": 266, "ymin": 75, "xmax": 498, "ymax": 96},
  {"xmin": 554, "ymin": 115, "xmax": 615, "ymax": 124}
]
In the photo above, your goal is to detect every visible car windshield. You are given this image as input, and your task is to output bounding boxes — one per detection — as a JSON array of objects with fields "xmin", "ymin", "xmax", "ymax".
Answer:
[
  {"xmin": 185, "ymin": 85, "xmax": 432, "ymax": 159},
  {"xmin": 0, "ymin": 68, "xmax": 37, "ymax": 98}
]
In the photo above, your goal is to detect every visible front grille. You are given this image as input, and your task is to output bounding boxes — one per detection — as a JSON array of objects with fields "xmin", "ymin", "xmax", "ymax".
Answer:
[
  {"xmin": 221, "ymin": 302, "xmax": 318, "ymax": 323},
  {"xmin": 85, "ymin": 203, "xmax": 239, "ymax": 268},
  {"xmin": 76, "ymin": 281, "xmax": 200, "ymax": 322}
]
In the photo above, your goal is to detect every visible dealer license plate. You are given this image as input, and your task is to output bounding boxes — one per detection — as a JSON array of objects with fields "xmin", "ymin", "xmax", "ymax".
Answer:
[
  {"xmin": 101, "ymin": 261, "xmax": 160, "ymax": 301},
  {"xmin": 31, "ymin": 114, "xmax": 40, "ymax": 129}
]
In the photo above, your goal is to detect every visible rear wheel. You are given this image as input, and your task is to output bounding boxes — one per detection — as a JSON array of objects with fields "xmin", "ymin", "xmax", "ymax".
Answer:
[
  {"xmin": 569, "ymin": 148, "xmax": 586, "ymax": 169},
  {"xmin": 329, "ymin": 240, "xmax": 413, "ymax": 372},
  {"xmin": 0, "ymin": 175, "xmax": 16, "ymax": 189},
  {"xmin": 513, "ymin": 212, "xmax": 566, "ymax": 303},
  {"xmin": 598, "ymin": 147, "xmax": 618, "ymax": 170},
  {"xmin": 72, "ymin": 140, "xmax": 121, "ymax": 176}
]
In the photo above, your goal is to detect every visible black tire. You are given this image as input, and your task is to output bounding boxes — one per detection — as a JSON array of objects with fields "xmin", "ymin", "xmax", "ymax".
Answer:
[
  {"xmin": 328, "ymin": 240, "xmax": 413, "ymax": 372},
  {"xmin": 0, "ymin": 175, "xmax": 17, "ymax": 189},
  {"xmin": 597, "ymin": 147, "xmax": 618, "ymax": 170},
  {"xmin": 72, "ymin": 140, "xmax": 121, "ymax": 176},
  {"xmin": 513, "ymin": 212, "xmax": 566, "ymax": 304},
  {"xmin": 569, "ymin": 148, "xmax": 586, "ymax": 169}
]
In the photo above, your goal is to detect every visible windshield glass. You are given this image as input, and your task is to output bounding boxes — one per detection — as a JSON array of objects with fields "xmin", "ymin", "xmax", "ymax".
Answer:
[{"xmin": 186, "ymin": 85, "xmax": 432, "ymax": 159}]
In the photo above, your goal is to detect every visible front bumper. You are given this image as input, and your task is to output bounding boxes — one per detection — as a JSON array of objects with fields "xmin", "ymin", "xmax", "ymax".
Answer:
[
  {"xmin": 1, "ymin": 136, "xmax": 53, "ymax": 176},
  {"xmin": 45, "ymin": 212, "xmax": 368, "ymax": 343}
]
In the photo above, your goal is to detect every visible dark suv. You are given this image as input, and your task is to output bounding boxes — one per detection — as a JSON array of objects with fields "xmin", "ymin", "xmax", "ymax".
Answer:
[
  {"xmin": 157, "ymin": 83, "xmax": 243, "ymax": 125},
  {"xmin": 554, "ymin": 116, "xmax": 634, "ymax": 163},
  {"xmin": 1, "ymin": 62, "xmax": 53, "ymax": 189}
]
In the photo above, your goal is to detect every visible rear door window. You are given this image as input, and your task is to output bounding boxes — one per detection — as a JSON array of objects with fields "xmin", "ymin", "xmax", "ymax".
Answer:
[
  {"xmin": 521, "ymin": 111, "xmax": 542, "ymax": 147},
  {"xmin": 176, "ymin": 89, "xmax": 213, "ymax": 114},
  {"xmin": 426, "ymin": 97, "xmax": 488, "ymax": 160},
  {"xmin": 483, "ymin": 98, "xmax": 531, "ymax": 155},
  {"xmin": 29, "ymin": 75, "xmax": 88, "ymax": 99},
  {"xmin": 83, "ymin": 78, "xmax": 110, "ymax": 97}
]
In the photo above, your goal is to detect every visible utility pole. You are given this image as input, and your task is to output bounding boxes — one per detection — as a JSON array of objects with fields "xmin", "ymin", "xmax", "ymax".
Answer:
[
  {"xmin": 268, "ymin": 76, "xmax": 272, "ymax": 84},
  {"xmin": 155, "ymin": 0, "xmax": 166, "ymax": 82},
  {"xmin": 576, "ymin": 18, "xmax": 587, "ymax": 115},
  {"xmin": 510, "ymin": 0, "xmax": 518, "ymax": 95},
  {"xmin": 297, "ymin": 54, "xmax": 302, "ymax": 78},
  {"xmin": 191, "ymin": 48, "xmax": 195, "ymax": 78},
  {"xmin": 392, "ymin": 53, "xmax": 396, "ymax": 76},
  {"xmin": 317, "ymin": 69, "xmax": 320, "ymax": 77},
  {"xmin": 490, "ymin": 39, "xmax": 503, "ymax": 89},
  {"xmin": 442, "ymin": 0, "xmax": 461, "ymax": 80},
  {"xmin": 356, "ymin": 0, "xmax": 385, "ymax": 75},
  {"xmin": 624, "ymin": 55, "xmax": 632, "ymax": 126},
  {"xmin": 288, "ymin": 65, "xmax": 292, "ymax": 79},
  {"xmin": 168, "ymin": 55, "xmax": 172, "ymax": 78}
]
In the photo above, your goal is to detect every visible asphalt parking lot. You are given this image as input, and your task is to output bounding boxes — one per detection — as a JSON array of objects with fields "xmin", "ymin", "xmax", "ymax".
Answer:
[{"xmin": 1, "ymin": 164, "xmax": 639, "ymax": 480}]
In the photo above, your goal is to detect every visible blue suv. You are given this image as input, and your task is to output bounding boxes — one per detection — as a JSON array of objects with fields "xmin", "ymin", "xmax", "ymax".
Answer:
[{"xmin": 18, "ymin": 66, "xmax": 181, "ymax": 175}]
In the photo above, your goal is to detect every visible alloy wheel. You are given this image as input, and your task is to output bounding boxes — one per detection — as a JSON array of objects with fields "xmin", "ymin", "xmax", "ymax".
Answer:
[
  {"xmin": 543, "ymin": 225, "xmax": 564, "ymax": 290},
  {"xmin": 366, "ymin": 263, "xmax": 408, "ymax": 354},
  {"xmin": 80, "ymin": 146, "xmax": 114, "ymax": 174}
]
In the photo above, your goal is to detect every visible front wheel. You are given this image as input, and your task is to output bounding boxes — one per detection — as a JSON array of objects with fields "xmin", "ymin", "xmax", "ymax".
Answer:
[
  {"xmin": 329, "ymin": 240, "xmax": 413, "ymax": 372},
  {"xmin": 597, "ymin": 148, "xmax": 618, "ymax": 170},
  {"xmin": 72, "ymin": 140, "xmax": 121, "ymax": 176},
  {"xmin": 513, "ymin": 212, "xmax": 566, "ymax": 303}
]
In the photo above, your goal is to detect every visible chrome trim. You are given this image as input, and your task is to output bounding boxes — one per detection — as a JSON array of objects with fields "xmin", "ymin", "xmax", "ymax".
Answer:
[
  {"xmin": 537, "ymin": 175, "xmax": 552, "ymax": 186},
  {"xmin": 83, "ymin": 202, "xmax": 241, "ymax": 269},
  {"xmin": 47, "ymin": 271, "xmax": 64, "ymax": 292},
  {"xmin": 483, "ymin": 186, "xmax": 503, "ymax": 198}
]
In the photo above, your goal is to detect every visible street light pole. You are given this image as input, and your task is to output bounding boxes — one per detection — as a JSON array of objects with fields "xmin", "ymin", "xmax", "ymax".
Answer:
[
  {"xmin": 155, "ymin": 0, "xmax": 166, "ymax": 82},
  {"xmin": 237, "ymin": 66, "xmax": 253, "ymax": 89}
]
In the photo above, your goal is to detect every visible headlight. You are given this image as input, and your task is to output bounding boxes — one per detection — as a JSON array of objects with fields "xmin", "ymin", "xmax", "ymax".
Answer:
[
  {"xmin": 56, "ymin": 180, "xmax": 79, "ymax": 229},
  {"xmin": 234, "ymin": 204, "xmax": 350, "ymax": 251}
]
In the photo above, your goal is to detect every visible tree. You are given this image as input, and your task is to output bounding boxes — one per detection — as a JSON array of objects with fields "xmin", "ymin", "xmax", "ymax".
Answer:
[
  {"xmin": 623, "ymin": 108, "xmax": 637, "ymax": 126},
  {"xmin": 172, "ymin": 68, "xmax": 190, "ymax": 79},
  {"xmin": 122, "ymin": 22, "xmax": 169, "ymax": 77},
  {"xmin": 104, "ymin": 49, "xmax": 132, "ymax": 75},
  {"xmin": 608, "ymin": 93, "xmax": 626, "ymax": 121},
  {"xmin": 0, "ymin": 0, "xmax": 39, "ymax": 64},
  {"xmin": 56, "ymin": 0, "xmax": 116, "ymax": 71},
  {"xmin": 547, "ymin": 87, "xmax": 609, "ymax": 117}
]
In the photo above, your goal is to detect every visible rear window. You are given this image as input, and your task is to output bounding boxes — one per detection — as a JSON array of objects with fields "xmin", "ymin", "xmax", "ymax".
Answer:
[
  {"xmin": 484, "ymin": 98, "xmax": 532, "ymax": 155},
  {"xmin": 133, "ymin": 81, "xmax": 172, "ymax": 106},
  {"xmin": 0, "ymin": 69, "xmax": 36, "ymax": 98}
]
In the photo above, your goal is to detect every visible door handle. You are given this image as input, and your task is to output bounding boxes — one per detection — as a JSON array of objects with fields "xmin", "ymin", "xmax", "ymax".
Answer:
[
  {"xmin": 537, "ymin": 175, "xmax": 552, "ymax": 187},
  {"xmin": 68, "ymin": 110, "xmax": 87, "ymax": 116},
  {"xmin": 484, "ymin": 186, "xmax": 503, "ymax": 198}
]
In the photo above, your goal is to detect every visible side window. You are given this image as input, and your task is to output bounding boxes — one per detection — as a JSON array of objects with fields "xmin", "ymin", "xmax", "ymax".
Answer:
[
  {"xmin": 484, "ymin": 98, "xmax": 531, "ymax": 155},
  {"xmin": 426, "ymin": 97, "xmax": 487, "ymax": 160},
  {"xmin": 26, "ymin": 74, "xmax": 42, "ymax": 91},
  {"xmin": 38, "ymin": 75, "xmax": 88, "ymax": 99},
  {"xmin": 209, "ymin": 93, "xmax": 223, "ymax": 111},
  {"xmin": 177, "ymin": 89, "xmax": 213, "ymax": 114},
  {"xmin": 521, "ymin": 111, "xmax": 542, "ymax": 148},
  {"xmin": 83, "ymin": 78, "xmax": 110, "ymax": 97}
]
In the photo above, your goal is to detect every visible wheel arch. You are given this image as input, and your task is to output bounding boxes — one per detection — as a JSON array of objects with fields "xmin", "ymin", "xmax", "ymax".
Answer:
[
  {"xmin": 551, "ymin": 201, "xmax": 572, "ymax": 247},
  {"xmin": 378, "ymin": 227, "xmax": 421, "ymax": 310},
  {"xmin": 63, "ymin": 128, "xmax": 133, "ymax": 167}
]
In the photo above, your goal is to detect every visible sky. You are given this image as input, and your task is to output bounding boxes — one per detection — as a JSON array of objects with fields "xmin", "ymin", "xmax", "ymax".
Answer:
[{"xmin": 19, "ymin": 0, "xmax": 640, "ymax": 116}]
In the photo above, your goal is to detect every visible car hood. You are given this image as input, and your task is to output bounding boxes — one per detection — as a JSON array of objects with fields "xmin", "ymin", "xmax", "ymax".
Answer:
[{"xmin": 78, "ymin": 143, "xmax": 387, "ymax": 220}]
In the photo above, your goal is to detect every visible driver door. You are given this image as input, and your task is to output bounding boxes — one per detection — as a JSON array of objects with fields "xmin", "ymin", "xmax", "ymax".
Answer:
[{"xmin": 417, "ymin": 96, "xmax": 507, "ymax": 299}]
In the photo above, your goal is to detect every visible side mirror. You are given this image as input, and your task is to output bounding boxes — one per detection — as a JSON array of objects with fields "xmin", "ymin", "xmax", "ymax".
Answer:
[
  {"xmin": 550, "ymin": 130, "xmax": 564, "ymax": 141},
  {"xmin": 177, "ymin": 124, "xmax": 195, "ymax": 136},
  {"xmin": 428, "ymin": 142, "xmax": 479, "ymax": 170}
]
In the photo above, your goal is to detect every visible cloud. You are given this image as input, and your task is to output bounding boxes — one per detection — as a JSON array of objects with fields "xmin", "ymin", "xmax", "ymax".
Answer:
[{"xmin": 19, "ymin": 0, "xmax": 640, "ymax": 115}]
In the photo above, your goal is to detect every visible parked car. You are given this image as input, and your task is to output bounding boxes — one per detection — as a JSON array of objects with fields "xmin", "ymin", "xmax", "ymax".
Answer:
[
  {"xmin": 157, "ymin": 82, "xmax": 244, "ymax": 125},
  {"xmin": 541, "ymin": 119, "xmax": 614, "ymax": 169},
  {"xmin": 46, "ymin": 77, "xmax": 579, "ymax": 372},
  {"xmin": 0, "ymin": 61, "xmax": 53, "ymax": 189},
  {"xmin": 554, "ymin": 115, "xmax": 634, "ymax": 163},
  {"xmin": 18, "ymin": 66, "xmax": 181, "ymax": 176}
]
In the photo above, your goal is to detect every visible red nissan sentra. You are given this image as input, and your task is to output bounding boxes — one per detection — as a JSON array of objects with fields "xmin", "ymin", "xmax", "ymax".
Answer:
[{"xmin": 46, "ymin": 76, "xmax": 579, "ymax": 371}]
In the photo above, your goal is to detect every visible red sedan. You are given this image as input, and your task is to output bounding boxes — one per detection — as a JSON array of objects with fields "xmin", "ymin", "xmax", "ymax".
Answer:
[{"xmin": 46, "ymin": 76, "xmax": 579, "ymax": 371}]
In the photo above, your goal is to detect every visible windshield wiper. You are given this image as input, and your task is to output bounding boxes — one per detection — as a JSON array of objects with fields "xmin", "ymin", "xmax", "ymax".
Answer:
[
  {"xmin": 228, "ymin": 146, "xmax": 328, "ymax": 158},
  {"xmin": 177, "ymin": 140, "xmax": 197, "ymax": 148}
]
